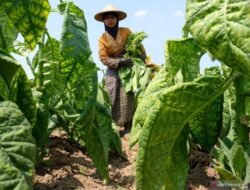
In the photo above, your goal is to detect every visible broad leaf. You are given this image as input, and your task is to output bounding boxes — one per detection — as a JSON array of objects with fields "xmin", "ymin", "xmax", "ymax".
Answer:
[
  {"xmin": 189, "ymin": 68, "xmax": 224, "ymax": 152},
  {"xmin": 95, "ymin": 103, "xmax": 112, "ymax": 161},
  {"xmin": 135, "ymin": 74, "xmax": 224, "ymax": 190},
  {"xmin": 218, "ymin": 139, "xmax": 236, "ymax": 174},
  {"xmin": 231, "ymin": 144, "xmax": 246, "ymax": 180},
  {"xmin": 82, "ymin": 124, "xmax": 109, "ymax": 182},
  {"xmin": 31, "ymin": 89, "xmax": 50, "ymax": 153},
  {"xmin": 9, "ymin": 69, "xmax": 37, "ymax": 127},
  {"xmin": 59, "ymin": 2, "xmax": 91, "ymax": 74},
  {"xmin": 0, "ymin": 51, "xmax": 36, "ymax": 126},
  {"xmin": 58, "ymin": 2, "xmax": 96, "ymax": 113},
  {"xmin": 0, "ymin": 7, "xmax": 18, "ymax": 51},
  {"xmin": 184, "ymin": 0, "xmax": 250, "ymax": 76},
  {"xmin": 130, "ymin": 38, "xmax": 204, "ymax": 147},
  {"xmin": 32, "ymin": 104, "xmax": 50, "ymax": 148},
  {"xmin": 95, "ymin": 86, "xmax": 113, "ymax": 161},
  {"xmin": 58, "ymin": 1, "xmax": 96, "ymax": 121},
  {"xmin": 58, "ymin": 2, "xmax": 108, "ymax": 180},
  {"xmin": 129, "ymin": 65, "xmax": 170, "ymax": 147},
  {"xmin": 215, "ymin": 167, "xmax": 242, "ymax": 183},
  {"xmin": 110, "ymin": 123, "xmax": 123, "ymax": 157},
  {"xmin": 233, "ymin": 77, "xmax": 250, "ymax": 147},
  {"xmin": 190, "ymin": 94, "xmax": 223, "ymax": 152},
  {"xmin": 32, "ymin": 38, "xmax": 65, "ymax": 107},
  {"xmin": 0, "ymin": 74, "xmax": 8, "ymax": 100},
  {"xmin": 1, "ymin": 0, "xmax": 50, "ymax": 50},
  {"xmin": 0, "ymin": 50, "xmax": 20, "ymax": 87},
  {"xmin": 0, "ymin": 101, "xmax": 36, "ymax": 190}
]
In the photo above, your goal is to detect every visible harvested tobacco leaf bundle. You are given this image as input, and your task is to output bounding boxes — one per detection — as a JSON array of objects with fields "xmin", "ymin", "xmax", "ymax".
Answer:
[{"xmin": 119, "ymin": 32, "xmax": 158, "ymax": 96}]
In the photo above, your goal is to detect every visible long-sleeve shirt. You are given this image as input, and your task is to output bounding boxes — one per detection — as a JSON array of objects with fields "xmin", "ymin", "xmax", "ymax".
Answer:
[{"xmin": 98, "ymin": 27, "xmax": 131, "ymax": 69}]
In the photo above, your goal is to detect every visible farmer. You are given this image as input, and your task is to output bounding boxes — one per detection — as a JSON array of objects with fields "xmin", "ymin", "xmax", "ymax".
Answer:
[{"xmin": 94, "ymin": 4, "xmax": 146, "ymax": 136}]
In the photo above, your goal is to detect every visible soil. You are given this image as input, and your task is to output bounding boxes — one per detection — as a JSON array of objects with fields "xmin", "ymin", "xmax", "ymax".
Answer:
[{"xmin": 33, "ymin": 130, "xmax": 219, "ymax": 190}]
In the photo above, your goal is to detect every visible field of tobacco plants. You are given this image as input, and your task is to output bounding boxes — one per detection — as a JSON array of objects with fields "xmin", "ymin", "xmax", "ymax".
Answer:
[{"xmin": 0, "ymin": 0, "xmax": 249, "ymax": 190}]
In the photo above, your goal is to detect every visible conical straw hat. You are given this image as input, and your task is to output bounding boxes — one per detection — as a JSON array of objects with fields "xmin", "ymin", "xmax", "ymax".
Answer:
[{"xmin": 94, "ymin": 4, "xmax": 127, "ymax": 22}]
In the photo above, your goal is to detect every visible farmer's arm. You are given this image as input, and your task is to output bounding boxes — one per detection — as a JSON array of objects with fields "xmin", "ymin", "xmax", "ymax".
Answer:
[{"xmin": 99, "ymin": 38, "xmax": 120, "ymax": 70}]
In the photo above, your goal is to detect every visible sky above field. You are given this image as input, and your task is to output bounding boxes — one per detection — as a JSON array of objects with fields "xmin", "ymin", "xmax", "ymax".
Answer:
[
  {"xmin": 18, "ymin": 0, "xmax": 219, "ymax": 79},
  {"xmin": 50, "ymin": 0, "xmax": 186, "ymax": 69}
]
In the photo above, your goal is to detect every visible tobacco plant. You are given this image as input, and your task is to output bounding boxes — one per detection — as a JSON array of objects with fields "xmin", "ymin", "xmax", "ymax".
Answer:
[
  {"xmin": 0, "ymin": 0, "xmax": 121, "ymax": 189},
  {"xmin": 130, "ymin": 0, "xmax": 250, "ymax": 189}
]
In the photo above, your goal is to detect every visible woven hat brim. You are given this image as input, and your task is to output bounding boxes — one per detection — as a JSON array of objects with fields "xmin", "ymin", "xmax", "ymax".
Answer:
[{"xmin": 94, "ymin": 11, "xmax": 127, "ymax": 22}]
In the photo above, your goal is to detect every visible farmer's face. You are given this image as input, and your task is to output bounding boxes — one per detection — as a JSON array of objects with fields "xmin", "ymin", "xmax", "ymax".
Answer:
[{"xmin": 104, "ymin": 13, "xmax": 117, "ymax": 27}]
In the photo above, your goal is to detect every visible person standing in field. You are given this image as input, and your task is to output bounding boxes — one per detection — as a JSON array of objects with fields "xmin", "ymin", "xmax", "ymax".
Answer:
[{"xmin": 95, "ymin": 4, "xmax": 145, "ymax": 136}]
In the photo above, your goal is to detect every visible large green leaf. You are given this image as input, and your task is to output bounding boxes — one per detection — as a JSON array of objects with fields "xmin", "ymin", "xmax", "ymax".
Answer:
[
  {"xmin": 0, "ymin": 101, "xmax": 36, "ymax": 190},
  {"xmin": 57, "ymin": 1, "xmax": 97, "ymax": 125},
  {"xmin": 135, "ymin": 74, "xmax": 224, "ymax": 190},
  {"xmin": 216, "ymin": 139, "xmax": 248, "ymax": 183},
  {"xmin": 0, "ymin": 7, "xmax": 18, "ymax": 51},
  {"xmin": 32, "ymin": 37, "xmax": 65, "ymax": 107},
  {"xmin": 73, "ymin": 71, "xmax": 110, "ymax": 182},
  {"xmin": 57, "ymin": 2, "xmax": 109, "ymax": 180},
  {"xmin": 67, "ymin": 71, "xmax": 109, "ymax": 182},
  {"xmin": 130, "ymin": 38, "xmax": 204, "ymax": 147},
  {"xmin": 95, "ymin": 102, "xmax": 112, "ymax": 161},
  {"xmin": 217, "ymin": 139, "xmax": 236, "ymax": 173},
  {"xmin": 32, "ymin": 104, "xmax": 50, "ymax": 148},
  {"xmin": 81, "ymin": 123, "xmax": 109, "ymax": 182},
  {"xmin": 184, "ymin": 0, "xmax": 250, "ymax": 76},
  {"xmin": 190, "ymin": 95, "xmax": 223, "ymax": 152},
  {"xmin": 59, "ymin": 2, "xmax": 91, "ymax": 74},
  {"xmin": 189, "ymin": 68, "xmax": 224, "ymax": 152},
  {"xmin": 231, "ymin": 144, "xmax": 246, "ymax": 180},
  {"xmin": 0, "ymin": 51, "xmax": 36, "ymax": 126},
  {"xmin": 1, "ymin": 0, "xmax": 50, "ymax": 50},
  {"xmin": 9, "ymin": 69, "xmax": 37, "ymax": 127},
  {"xmin": 233, "ymin": 77, "xmax": 250, "ymax": 147},
  {"xmin": 95, "ymin": 85, "xmax": 123, "ymax": 159},
  {"xmin": 58, "ymin": 2, "xmax": 96, "ymax": 112},
  {"xmin": 129, "ymin": 65, "xmax": 170, "ymax": 147},
  {"xmin": 97, "ymin": 86, "xmax": 122, "ymax": 157},
  {"xmin": 0, "ymin": 74, "xmax": 8, "ymax": 100},
  {"xmin": 110, "ymin": 123, "xmax": 123, "ymax": 157},
  {"xmin": 215, "ymin": 167, "xmax": 242, "ymax": 183},
  {"xmin": 0, "ymin": 50, "xmax": 20, "ymax": 88},
  {"xmin": 94, "ymin": 86, "xmax": 113, "ymax": 161}
]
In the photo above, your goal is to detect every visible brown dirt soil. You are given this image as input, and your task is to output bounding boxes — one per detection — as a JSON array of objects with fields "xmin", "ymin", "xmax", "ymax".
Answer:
[
  {"xmin": 187, "ymin": 149, "xmax": 220, "ymax": 190},
  {"xmin": 33, "ymin": 130, "xmax": 219, "ymax": 190}
]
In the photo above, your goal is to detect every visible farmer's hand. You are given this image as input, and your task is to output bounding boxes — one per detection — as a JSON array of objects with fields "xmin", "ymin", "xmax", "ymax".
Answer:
[
  {"xmin": 145, "ymin": 57, "xmax": 160, "ymax": 71},
  {"xmin": 140, "ymin": 52, "xmax": 147, "ymax": 63},
  {"xmin": 119, "ymin": 58, "xmax": 133, "ymax": 67}
]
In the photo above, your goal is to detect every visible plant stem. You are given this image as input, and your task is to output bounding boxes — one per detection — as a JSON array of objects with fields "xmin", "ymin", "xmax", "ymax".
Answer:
[
  {"xmin": 233, "ymin": 75, "xmax": 250, "ymax": 148},
  {"xmin": 36, "ymin": 29, "xmax": 46, "ymax": 88},
  {"xmin": 0, "ymin": 26, "xmax": 7, "ymax": 50}
]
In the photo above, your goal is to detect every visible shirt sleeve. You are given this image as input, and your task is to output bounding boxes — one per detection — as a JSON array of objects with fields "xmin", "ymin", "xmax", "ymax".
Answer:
[{"xmin": 98, "ymin": 37, "xmax": 120, "ymax": 70}]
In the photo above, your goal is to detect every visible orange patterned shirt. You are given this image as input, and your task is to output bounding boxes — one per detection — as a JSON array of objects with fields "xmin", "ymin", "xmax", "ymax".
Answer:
[{"xmin": 98, "ymin": 27, "xmax": 131, "ymax": 67}]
